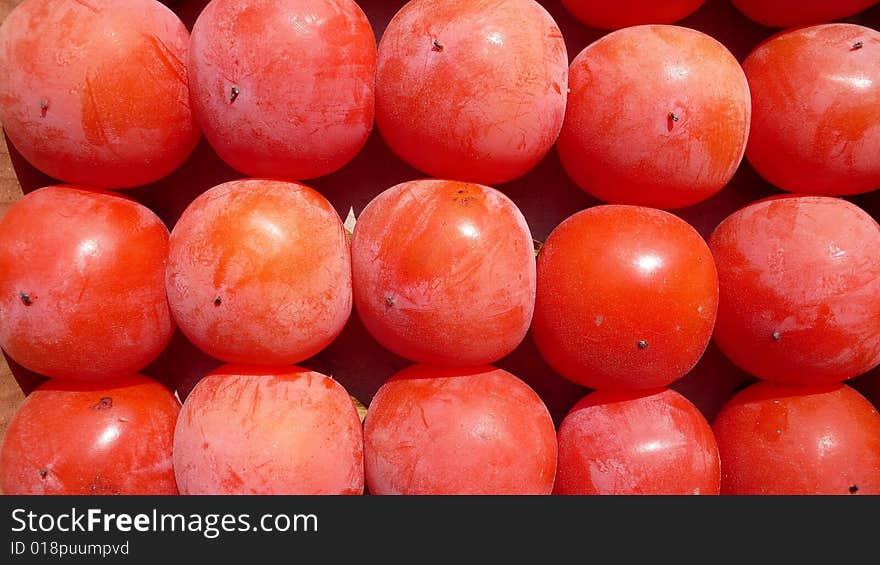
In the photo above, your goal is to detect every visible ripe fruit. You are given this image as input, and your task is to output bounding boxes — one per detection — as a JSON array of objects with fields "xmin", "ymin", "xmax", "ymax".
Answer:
[
  {"xmin": 166, "ymin": 179, "xmax": 351, "ymax": 366},
  {"xmin": 557, "ymin": 25, "xmax": 751, "ymax": 209},
  {"xmin": 375, "ymin": 0, "xmax": 568, "ymax": 184},
  {"xmin": 743, "ymin": 24, "xmax": 880, "ymax": 196},
  {"xmin": 0, "ymin": 375, "xmax": 179, "ymax": 495},
  {"xmin": 363, "ymin": 365, "xmax": 557, "ymax": 495},
  {"xmin": 188, "ymin": 0, "xmax": 376, "ymax": 180},
  {"xmin": 713, "ymin": 382, "xmax": 880, "ymax": 495},
  {"xmin": 554, "ymin": 388, "xmax": 720, "ymax": 495},
  {"xmin": 173, "ymin": 365, "xmax": 364, "ymax": 495},
  {"xmin": 709, "ymin": 196, "xmax": 880, "ymax": 384},
  {"xmin": 532, "ymin": 205, "xmax": 718, "ymax": 390},
  {"xmin": 560, "ymin": 0, "xmax": 706, "ymax": 30},
  {"xmin": 351, "ymin": 179, "xmax": 536, "ymax": 366},
  {"xmin": 0, "ymin": 0, "xmax": 199, "ymax": 188},
  {"xmin": 0, "ymin": 186, "xmax": 174, "ymax": 380},
  {"xmin": 731, "ymin": 0, "xmax": 879, "ymax": 28}
]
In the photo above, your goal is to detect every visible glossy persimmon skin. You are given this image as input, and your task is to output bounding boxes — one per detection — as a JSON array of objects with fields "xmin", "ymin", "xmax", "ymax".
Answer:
[
  {"xmin": 557, "ymin": 25, "xmax": 751, "ymax": 209},
  {"xmin": 743, "ymin": 24, "xmax": 880, "ymax": 196},
  {"xmin": 532, "ymin": 205, "xmax": 718, "ymax": 390},
  {"xmin": 173, "ymin": 365, "xmax": 364, "ymax": 495},
  {"xmin": 554, "ymin": 388, "xmax": 720, "ymax": 495},
  {"xmin": 713, "ymin": 382, "xmax": 880, "ymax": 495},
  {"xmin": 188, "ymin": 0, "xmax": 376, "ymax": 180},
  {"xmin": 0, "ymin": 186, "xmax": 174, "ymax": 380},
  {"xmin": 375, "ymin": 0, "xmax": 568, "ymax": 185},
  {"xmin": 709, "ymin": 196, "xmax": 880, "ymax": 384},
  {"xmin": 0, "ymin": 0, "xmax": 199, "ymax": 188},
  {"xmin": 351, "ymin": 179, "xmax": 536, "ymax": 366},
  {"xmin": 560, "ymin": 0, "xmax": 706, "ymax": 30},
  {"xmin": 731, "ymin": 0, "xmax": 878, "ymax": 27},
  {"xmin": 0, "ymin": 375, "xmax": 180, "ymax": 495},
  {"xmin": 166, "ymin": 179, "xmax": 351, "ymax": 366},
  {"xmin": 363, "ymin": 364, "xmax": 557, "ymax": 495}
]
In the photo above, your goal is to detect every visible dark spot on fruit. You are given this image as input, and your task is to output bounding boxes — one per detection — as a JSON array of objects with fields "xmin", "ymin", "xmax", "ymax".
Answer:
[
  {"xmin": 230, "ymin": 86, "xmax": 240, "ymax": 103},
  {"xmin": 93, "ymin": 397, "xmax": 113, "ymax": 410},
  {"xmin": 772, "ymin": 330, "xmax": 781, "ymax": 341},
  {"xmin": 849, "ymin": 484, "xmax": 859, "ymax": 494},
  {"xmin": 638, "ymin": 340, "xmax": 649, "ymax": 349},
  {"xmin": 432, "ymin": 39, "xmax": 444, "ymax": 52},
  {"xmin": 667, "ymin": 112, "xmax": 679, "ymax": 131},
  {"xmin": 552, "ymin": 82, "xmax": 561, "ymax": 95},
  {"xmin": 385, "ymin": 296, "xmax": 394, "ymax": 308},
  {"xmin": 18, "ymin": 291, "xmax": 32, "ymax": 306},
  {"xmin": 39, "ymin": 469, "xmax": 48, "ymax": 479},
  {"xmin": 851, "ymin": 41, "xmax": 863, "ymax": 50},
  {"xmin": 214, "ymin": 296, "xmax": 222, "ymax": 306},
  {"xmin": 39, "ymin": 99, "xmax": 49, "ymax": 118}
]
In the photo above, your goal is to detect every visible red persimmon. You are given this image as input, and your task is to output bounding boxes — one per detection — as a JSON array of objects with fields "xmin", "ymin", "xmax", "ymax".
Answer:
[
  {"xmin": 713, "ymin": 382, "xmax": 880, "ymax": 495},
  {"xmin": 351, "ymin": 179, "xmax": 535, "ymax": 366},
  {"xmin": 0, "ymin": 186, "xmax": 174, "ymax": 380},
  {"xmin": 173, "ymin": 365, "xmax": 363, "ymax": 495},
  {"xmin": 363, "ymin": 364, "xmax": 557, "ymax": 495},
  {"xmin": 375, "ymin": 0, "xmax": 568, "ymax": 185},
  {"xmin": 560, "ymin": 0, "xmax": 706, "ymax": 30},
  {"xmin": 557, "ymin": 25, "xmax": 751, "ymax": 209},
  {"xmin": 532, "ymin": 205, "xmax": 718, "ymax": 390},
  {"xmin": 188, "ymin": 0, "xmax": 376, "ymax": 180},
  {"xmin": 743, "ymin": 24, "xmax": 880, "ymax": 196},
  {"xmin": 554, "ymin": 388, "xmax": 720, "ymax": 495},
  {"xmin": 165, "ymin": 179, "xmax": 351, "ymax": 366},
  {"xmin": 731, "ymin": 0, "xmax": 879, "ymax": 28},
  {"xmin": 0, "ymin": 375, "xmax": 179, "ymax": 495},
  {"xmin": 709, "ymin": 196, "xmax": 880, "ymax": 384},
  {"xmin": 0, "ymin": 0, "xmax": 199, "ymax": 188}
]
